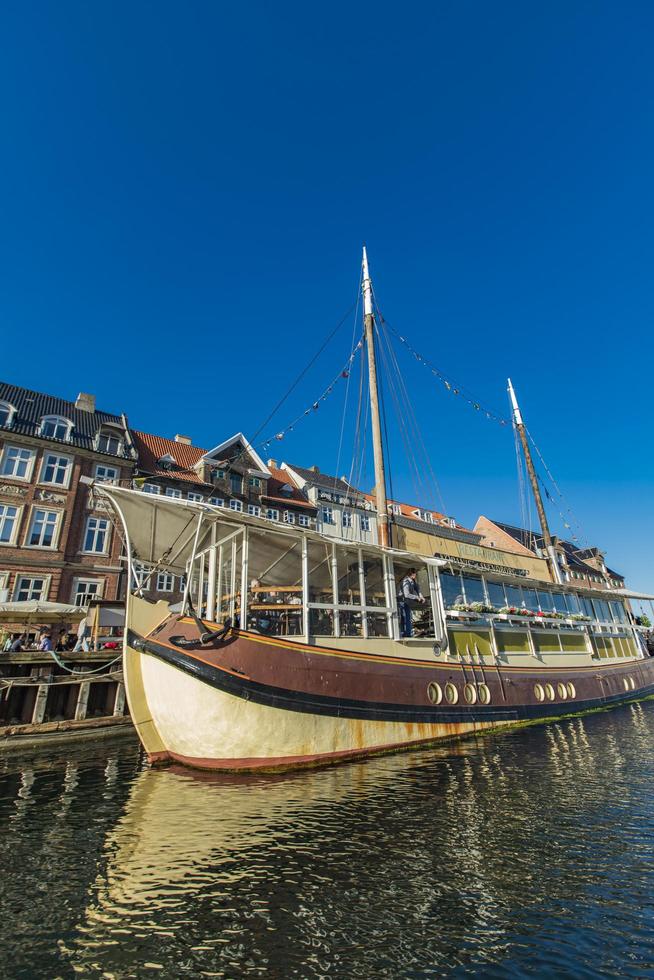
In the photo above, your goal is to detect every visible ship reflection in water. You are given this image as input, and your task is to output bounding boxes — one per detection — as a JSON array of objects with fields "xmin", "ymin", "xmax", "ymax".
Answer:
[{"xmin": 2, "ymin": 706, "xmax": 654, "ymax": 977}]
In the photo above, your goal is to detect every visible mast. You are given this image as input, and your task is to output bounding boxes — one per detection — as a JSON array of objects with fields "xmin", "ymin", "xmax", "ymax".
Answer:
[
  {"xmin": 508, "ymin": 378, "xmax": 563, "ymax": 585},
  {"xmin": 362, "ymin": 246, "xmax": 390, "ymax": 548}
]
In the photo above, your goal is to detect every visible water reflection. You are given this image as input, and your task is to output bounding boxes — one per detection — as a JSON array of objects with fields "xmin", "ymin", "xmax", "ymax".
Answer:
[{"xmin": 2, "ymin": 704, "xmax": 654, "ymax": 977}]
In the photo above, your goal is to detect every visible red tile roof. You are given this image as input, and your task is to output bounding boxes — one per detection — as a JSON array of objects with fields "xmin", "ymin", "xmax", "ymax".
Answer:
[
  {"xmin": 131, "ymin": 430, "xmax": 209, "ymax": 484},
  {"xmin": 262, "ymin": 466, "xmax": 316, "ymax": 510}
]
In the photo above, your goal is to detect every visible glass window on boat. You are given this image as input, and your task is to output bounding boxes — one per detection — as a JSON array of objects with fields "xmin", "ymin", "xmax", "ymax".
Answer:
[
  {"xmin": 550, "ymin": 593, "xmax": 568, "ymax": 614},
  {"xmin": 461, "ymin": 575, "xmax": 485, "ymax": 605},
  {"xmin": 580, "ymin": 596, "xmax": 595, "ymax": 619},
  {"xmin": 395, "ymin": 559, "xmax": 434, "ymax": 637},
  {"xmin": 336, "ymin": 548, "xmax": 361, "ymax": 606},
  {"xmin": 245, "ymin": 529, "xmax": 302, "ymax": 637},
  {"xmin": 592, "ymin": 598, "xmax": 611, "ymax": 623},
  {"xmin": 609, "ymin": 600, "xmax": 627, "ymax": 624},
  {"xmin": 440, "ymin": 570, "xmax": 465, "ymax": 608},
  {"xmin": 504, "ymin": 584, "xmax": 524, "ymax": 608},
  {"xmin": 307, "ymin": 539, "xmax": 334, "ymax": 606},
  {"xmin": 486, "ymin": 580, "xmax": 506, "ymax": 609},
  {"xmin": 521, "ymin": 587, "xmax": 539, "ymax": 612},
  {"xmin": 361, "ymin": 555, "xmax": 386, "ymax": 607},
  {"xmin": 563, "ymin": 592, "xmax": 581, "ymax": 614},
  {"xmin": 537, "ymin": 590, "xmax": 556, "ymax": 613}
]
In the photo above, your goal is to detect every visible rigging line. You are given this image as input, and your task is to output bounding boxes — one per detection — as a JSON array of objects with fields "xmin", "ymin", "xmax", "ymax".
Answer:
[
  {"xmin": 376, "ymin": 308, "xmax": 449, "ymax": 517},
  {"xmin": 345, "ymin": 342, "xmax": 367, "ymax": 499},
  {"xmin": 525, "ymin": 426, "xmax": 589, "ymax": 545},
  {"xmin": 332, "ymin": 270, "xmax": 363, "ymax": 499},
  {"xmin": 378, "ymin": 312, "xmax": 510, "ymax": 425}
]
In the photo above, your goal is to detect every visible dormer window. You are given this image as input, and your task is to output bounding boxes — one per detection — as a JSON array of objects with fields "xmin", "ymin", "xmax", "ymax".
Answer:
[
  {"xmin": 157, "ymin": 453, "xmax": 176, "ymax": 471},
  {"xmin": 96, "ymin": 427, "xmax": 124, "ymax": 455},
  {"xmin": 279, "ymin": 483, "xmax": 293, "ymax": 497},
  {"xmin": 40, "ymin": 415, "xmax": 73, "ymax": 441},
  {"xmin": 0, "ymin": 401, "xmax": 16, "ymax": 428}
]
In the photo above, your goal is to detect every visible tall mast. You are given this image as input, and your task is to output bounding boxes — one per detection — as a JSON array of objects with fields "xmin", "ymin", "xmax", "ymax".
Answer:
[
  {"xmin": 362, "ymin": 246, "xmax": 390, "ymax": 548},
  {"xmin": 508, "ymin": 378, "xmax": 563, "ymax": 585}
]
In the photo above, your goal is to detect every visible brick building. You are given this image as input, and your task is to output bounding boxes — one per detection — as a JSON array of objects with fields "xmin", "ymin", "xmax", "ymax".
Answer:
[{"xmin": 0, "ymin": 383, "xmax": 136, "ymax": 606}]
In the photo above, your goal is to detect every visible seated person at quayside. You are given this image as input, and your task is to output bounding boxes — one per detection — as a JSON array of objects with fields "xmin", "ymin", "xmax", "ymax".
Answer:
[{"xmin": 397, "ymin": 568, "xmax": 425, "ymax": 638}]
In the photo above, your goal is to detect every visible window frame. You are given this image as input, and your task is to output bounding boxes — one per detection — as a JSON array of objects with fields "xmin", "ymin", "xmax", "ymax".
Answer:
[
  {"xmin": 0, "ymin": 444, "xmax": 36, "ymax": 482},
  {"xmin": 95, "ymin": 429, "xmax": 124, "ymax": 455},
  {"xmin": 229, "ymin": 499, "xmax": 243, "ymax": 513},
  {"xmin": 39, "ymin": 451, "xmax": 74, "ymax": 488},
  {"xmin": 39, "ymin": 415, "xmax": 73, "ymax": 442},
  {"xmin": 156, "ymin": 571, "xmax": 175, "ymax": 593},
  {"xmin": 0, "ymin": 503, "xmax": 22, "ymax": 546},
  {"xmin": 360, "ymin": 514, "xmax": 371, "ymax": 532},
  {"xmin": 14, "ymin": 574, "xmax": 51, "ymax": 602},
  {"xmin": 25, "ymin": 507, "xmax": 62, "ymax": 549},
  {"xmin": 94, "ymin": 463, "xmax": 119, "ymax": 484},
  {"xmin": 247, "ymin": 504, "xmax": 261, "ymax": 517},
  {"xmin": 165, "ymin": 487, "xmax": 182, "ymax": 499},
  {"xmin": 266, "ymin": 508, "xmax": 279, "ymax": 521},
  {"xmin": 0, "ymin": 401, "xmax": 16, "ymax": 429},
  {"xmin": 142, "ymin": 483, "xmax": 161, "ymax": 495},
  {"xmin": 82, "ymin": 515, "xmax": 110, "ymax": 555},
  {"xmin": 187, "ymin": 492, "xmax": 203, "ymax": 502},
  {"xmin": 71, "ymin": 577, "xmax": 104, "ymax": 607}
]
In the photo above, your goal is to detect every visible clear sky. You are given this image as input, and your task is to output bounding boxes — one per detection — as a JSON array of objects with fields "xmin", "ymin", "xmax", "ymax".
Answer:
[{"xmin": 1, "ymin": 2, "xmax": 653, "ymax": 599}]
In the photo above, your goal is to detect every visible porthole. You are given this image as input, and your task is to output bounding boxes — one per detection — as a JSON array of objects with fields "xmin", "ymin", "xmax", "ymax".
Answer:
[
  {"xmin": 545, "ymin": 683, "xmax": 555, "ymax": 701},
  {"xmin": 534, "ymin": 683, "xmax": 545, "ymax": 702},
  {"xmin": 463, "ymin": 683, "xmax": 477, "ymax": 705},
  {"xmin": 478, "ymin": 683, "xmax": 491, "ymax": 705},
  {"xmin": 557, "ymin": 682, "xmax": 568, "ymax": 700},
  {"xmin": 623, "ymin": 677, "xmax": 630, "ymax": 692},
  {"xmin": 427, "ymin": 681, "xmax": 443, "ymax": 705},
  {"xmin": 566, "ymin": 681, "xmax": 576, "ymax": 699},
  {"xmin": 445, "ymin": 682, "xmax": 459, "ymax": 704}
]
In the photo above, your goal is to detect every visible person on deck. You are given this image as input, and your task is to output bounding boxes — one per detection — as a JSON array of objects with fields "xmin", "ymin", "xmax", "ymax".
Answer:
[{"xmin": 397, "ymin": 568, "xmax": 425, "ymax": 638}]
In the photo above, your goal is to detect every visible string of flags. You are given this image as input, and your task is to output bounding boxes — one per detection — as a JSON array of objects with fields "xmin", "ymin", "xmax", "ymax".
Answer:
[
  {"xmin": 380, "ymin": 317, "xmax": 510, "ymax": 426},
  {"xmin": 529, "ymin": 428, "xmax": 588, "ymax": 546},
  {"xmin": 260, "ymin": 335, "xmax": 365, "ymax": 452}
]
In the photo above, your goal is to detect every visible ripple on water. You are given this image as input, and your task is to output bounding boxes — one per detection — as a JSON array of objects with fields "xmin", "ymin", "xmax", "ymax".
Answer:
[{"xmin": 1, "ymin": 704, "xmax": 654, "ymax": 977}]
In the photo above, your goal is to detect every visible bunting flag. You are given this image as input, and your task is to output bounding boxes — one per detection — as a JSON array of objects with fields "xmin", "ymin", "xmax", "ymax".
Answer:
[
  {"xmin": 386, "ymin": 323, "xmax": 510, "ymax": 425},
  {"xmin": 260, "ymin": 337, "xmax": 364, "ymax": 451}
]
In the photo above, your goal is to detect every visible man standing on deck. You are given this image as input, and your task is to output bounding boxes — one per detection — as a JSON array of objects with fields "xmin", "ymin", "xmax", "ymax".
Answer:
[{"xmin": 397, "ymin": 568, "xmax": 425, "ymax": 638}]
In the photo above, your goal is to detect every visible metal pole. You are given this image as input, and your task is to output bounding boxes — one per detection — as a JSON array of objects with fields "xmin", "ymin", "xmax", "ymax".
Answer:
[{"xmin": 362, "ymin": 247, "xmax": 390, "ymax": 549}]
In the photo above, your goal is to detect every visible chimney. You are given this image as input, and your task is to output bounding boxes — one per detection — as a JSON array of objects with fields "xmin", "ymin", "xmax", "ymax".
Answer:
[
  {"xmin": 267, "ymin": 458, "xmax": 278, "ymax": 468},
  {"xmin": 174, "ymin": 434, "xmax": 192, "ymax": 445},
  {"xmin": 76, "ymin": 392, "xmax": 95, "ymax": 413},
  {"xmin": 309, "ymin": 465, "xmax": 320, "ymax": 473}
]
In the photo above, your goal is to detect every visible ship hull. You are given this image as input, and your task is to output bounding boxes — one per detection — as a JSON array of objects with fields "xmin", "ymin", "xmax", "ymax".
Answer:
[{"xmin": 125, "ymin": 617, "xmax": 654, "ymax": 772}]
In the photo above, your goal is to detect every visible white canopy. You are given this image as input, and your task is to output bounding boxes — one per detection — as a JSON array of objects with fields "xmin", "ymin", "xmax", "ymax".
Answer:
[{"xmin": 0, "ymin": 601, "xmax": 86, "ymax": 624}]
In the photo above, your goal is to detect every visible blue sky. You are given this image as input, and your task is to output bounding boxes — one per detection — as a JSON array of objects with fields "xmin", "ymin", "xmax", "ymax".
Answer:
[{"xmin": 1, "ymin": 2, "xmax": 653, "ymax": 597}]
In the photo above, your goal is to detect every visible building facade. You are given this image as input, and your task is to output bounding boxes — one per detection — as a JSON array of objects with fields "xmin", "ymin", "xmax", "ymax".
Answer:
[
  {"xmin": 0, "ymin": 383, "xmax": 136, "ymax": 607},
  {"xmin": 281, "ymin": 463, "xmax": 377, "ymax": 544}
]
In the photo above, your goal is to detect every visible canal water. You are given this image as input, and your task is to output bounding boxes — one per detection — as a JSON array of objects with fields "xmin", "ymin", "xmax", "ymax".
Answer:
[{"xmin": 2, "ymin": 703, "xmax": 654, "ymax": 979}]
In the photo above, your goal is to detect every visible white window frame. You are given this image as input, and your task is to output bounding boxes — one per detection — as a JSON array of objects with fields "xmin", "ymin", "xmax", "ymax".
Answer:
[
  {"xmin": 298, "ymin": 514, "xmax": 310, "ymax": 527},
  {"xmin": 360, "ymin": 515, "xmax": 371, "ymax": 532},
  {"xmin": 82, "ymin": 515, "xmax": 110, "ymax": 555},
  {"xmin": 322, "ymin": 506, "xmax": 335, "ymax": 525},
  {"xmin": 229, "ymin": 499, "xmax": 243, "ymax": 512},
  {"xmin": 165, "ymin": 487, "xmax": 182, "ymax": 499},
  {"xmin": 209, "ymin": 497, "xmax": 224, "ymax": 507},
  {"xmin": 94, "ymin": 463, "xmax": 119, "ymax": 484},
  {"xmin": 0, "ymin": 402, "xmax": 16, "ymax": 428},
  {"xmin": 247, "ymin": 504, "xmax": 261, "ymax": 517},
  {"xmin": 39, "ymin": 415, "xmax": 73, "ymax": 442},
  {"xmin": 25, "ymin": 508, "xmax": 61, "ymax": 549},
  {"xmin": 14, "ymin": 574, "xmax": 51, "ymax": 602},
  {"xmin": 0, "ymin": 503, "xmax": 22, "ymax": 546},
  {"xmin": 187, "ymin": 492, "xmax": 203, "ymax": 502},
  {"xmin": 266, "ymin": 508, "xmax": 279, "ymax": 521},
  {"xmin": 39, "ymin": 452, "xmax": 73, "ymax": 488},
  {"xmin": 156, "ymin": 571, "xmax": 175, "ymax": 592},
  {"xmin": 142, "ymin": 483, "xmax": 161, "ymax": 495},
  {"xmin": 72, "ymin": 577, "xmax": 104, "ymax": 607},
  {"xmin": 95, "ymin": 430, "xmax": 123, "ymax": 455},
  {"xmin": 283, "ymin": 510, "xmax": 295, "ymax": 524},
  {"xmin": 248, "ymin": 476, "xmax": 263, "ymax": 489},
  {"xmin": 0, "ymin": 444, "xmax": 36, "ymax": 481},
  {"xmin": 342, "ymin": 511, "xmax": 353, "ymax": 528}
]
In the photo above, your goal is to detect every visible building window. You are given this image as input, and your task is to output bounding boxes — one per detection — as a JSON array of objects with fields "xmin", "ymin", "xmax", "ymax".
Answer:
[
  {"xmin": 156, "ymin": 572, "xmax": 175, "ymax": 592},
  {"xmin": 322, "ymin": 507, "xmax": 335, "ymax": 525},
  {"xmin": 27, "ymin": 509, "xmax": 59, "ymax": 548},
  {"xmin": 230, "ymin": 473, "xmax": 243, "ymax": 494},
  {"xmin": 40, "ymin": 453, "xmax": 73, "ymax": 487},
  {"xmin": 209, "ymin": 497, "xmax": 224, "ymax": 507},
  {"xmin": 298, "ymin": 514, "xmax": 310, "ymax": 527},
  {"xmin": 142, "ymin": 483, "xmax": 161, "ymax": 495},
  {"xmin": 212, "ymin": 468, "xmax": 225, "ymax": 481},
  {"xmin": 165, "ymin": 487, "xmax": 182, "ymax": 499},
  {"xmin": 247, "ymin": 504, "xmax": 261, "ymax": 517},
  {"xmin": 342, "ymin": 511, "xmax": 353, "ymax": 528},
  {"xmin": 72, "ymin": 578, "xmax": 103, "ymax": 606},
  {"xmin": 0, "ymin": 445, "xmax": 35, "ymax": 480},
  {"xmin": 0, "ymin": 504, "xmax": 20, "ymax": 544},
  {"xmin": 360, "ymin": 515, "xmax": 371, "ymax": 532},
  {"xmin": 39, "ymin": 416, "xmax": 72, "ymax": 441},
  {"xmin": 95, "ymin": 463, "xmax": 119, "ymax": 484},
  {"xmin": 0, "ymin": 402, "xmax": 15, "ymax": 428},
  {"xmin": 187, "ymin": 492, "xmax": 203, "ymax": 502},
  {"xmin": 83, "ymin": 516, "xmax": 110, "ymax": 554},
  {"xmin": 15, "ymin": 576, "xmax": 49, "ymax": 601},
  {"xmin": 96, "ymin": 430, "xmax": 123, "ymax": 455},
  {"xmin": 229, "ymin": 499, "xmax": 243, "ymax": 512},
  {"xmin": 266, "ymin": 508, "xmax": 279, "ymax": 521},
  {"xmin": 249, "ymin": 476, "xmax": 263, "ymax": 489},
  {"xmin": 283, "ymin": 511, "xmax": 295, "ymax": 524},
  {"xmin": 132, "ymin": 562, "xmax": 149, "ymax": 589},
  {"xmin": 389, "ymin": 504, "xmax": 401, "ymax": 515}
]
